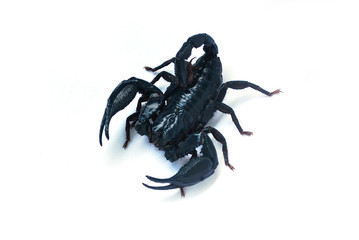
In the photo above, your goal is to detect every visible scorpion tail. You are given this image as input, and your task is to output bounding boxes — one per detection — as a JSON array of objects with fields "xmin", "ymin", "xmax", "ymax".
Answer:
[
  {"xmin": 99, "ymin": 77, "xmax": 162, "ymax": 146},
  {"xmin": 176, "ymin": 33, "xmax": 218, "ymax": 60},
  {"xmin": 143, "ymin": 133, "xmax": 219, "ymax": 196},
  {"xmin": 175, "ymin": 33, "xmax": 218, "ymax": 88}
]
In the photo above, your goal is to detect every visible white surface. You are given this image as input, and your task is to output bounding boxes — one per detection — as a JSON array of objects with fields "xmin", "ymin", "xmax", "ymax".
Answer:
[{"xmin": 1, "ymin": 0, "xmax": 359, "ymax": 239}]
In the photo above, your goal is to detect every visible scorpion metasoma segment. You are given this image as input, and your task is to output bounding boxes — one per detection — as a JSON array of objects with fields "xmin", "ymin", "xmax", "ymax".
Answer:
[{"xmin": 99, "ymin": 33, "xmax": 280, "ymax": 197}]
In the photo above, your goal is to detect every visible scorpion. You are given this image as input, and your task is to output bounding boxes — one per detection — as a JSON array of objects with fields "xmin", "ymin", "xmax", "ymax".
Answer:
[{"xmin": 99, "ymin": 33, "xmax": 280, "ymax": 197}]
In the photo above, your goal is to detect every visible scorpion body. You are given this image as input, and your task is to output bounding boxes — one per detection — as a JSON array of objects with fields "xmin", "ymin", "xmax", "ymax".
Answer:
[
  {"xmin": 149, "ymin": 56, "xmax": 222, "ymax": 149},
  {"xmin": 99, "ymin": 33, "xmax": 280, "ymax": 196}
]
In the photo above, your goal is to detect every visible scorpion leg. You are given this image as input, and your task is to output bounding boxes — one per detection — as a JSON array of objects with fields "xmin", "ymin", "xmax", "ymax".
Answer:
[
  {"xmin": 122, "ymin": 95, "xmax": 152, "ymax": 148},
  {"xmin": 135, "ymin": 95, "xmax": 150, "ymax": 112},
  {"xmin": 99, "ymin": 77, "xmax": 162, "ymax": 146},
  {"xmin": 144, "ymin": 57, "xmax": 175, "ymax": 72},
  {"xmin": 216, "ymin": 80, "xmax": 281, "ymax": 102},
  {"xmin": 202, "ymin": 127, "xmax": 235, "ymax": 170},
  {"xmin": 123, "ymin": 112, "xmax": 140, "ymax": 149},
  {"xmin": 214, "ymin": 101, "xmax": 253, "ymax": 136},
  {"xmin": 143, "ymin": 131, "xmax": 219, "ymax": 197},
  {"xmin": 150, "ymin": 71, "xmax": 178, "ymax": 85}
]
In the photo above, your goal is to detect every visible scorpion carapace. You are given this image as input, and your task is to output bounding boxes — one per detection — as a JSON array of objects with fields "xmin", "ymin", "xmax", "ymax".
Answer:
[{"xmin": 99, "ymin": 33, "xmax": 280, "ymax": 197}]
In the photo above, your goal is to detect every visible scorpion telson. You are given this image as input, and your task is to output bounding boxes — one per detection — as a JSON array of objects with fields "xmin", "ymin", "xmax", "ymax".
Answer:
[{"xmin": 99, "ymin": 33, "xmax": 281, "ymax": 197}]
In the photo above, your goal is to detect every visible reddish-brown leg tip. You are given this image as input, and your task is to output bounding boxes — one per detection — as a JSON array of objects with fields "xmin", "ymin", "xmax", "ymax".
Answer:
[
  {"xmin": 270, "ymin": 89, "xmax": 282, "ymax": 96},
  {"xmin": 226, "ymin": 162, "xmax": 235, "ymax": 171},
  {"xmin": 180, "ymin": 187, "xmax": 185, "ymax": 197},
  {"xmin": 242, "ymin": 131, "xmax": 253, "ymax": 136},
  {"xmin": 144, "ymin": 66, "xmax": 154, "ymax": 72}
]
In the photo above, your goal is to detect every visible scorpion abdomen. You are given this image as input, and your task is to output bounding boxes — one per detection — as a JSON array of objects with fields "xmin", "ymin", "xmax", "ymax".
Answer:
[{"xmin": 151, "ymin": 57, "xmax": 223, "ymax": 148}]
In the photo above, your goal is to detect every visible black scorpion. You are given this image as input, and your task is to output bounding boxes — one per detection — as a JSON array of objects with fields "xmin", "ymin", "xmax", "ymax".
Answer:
[{"xmin": 99, "ymin": 33, "xmax": 280, "ymax": 197}]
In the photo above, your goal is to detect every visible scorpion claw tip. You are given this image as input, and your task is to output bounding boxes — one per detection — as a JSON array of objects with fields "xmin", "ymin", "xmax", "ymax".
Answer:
[
  {"xmin": 105, "ymin": 126, "xmax": 110, "ymax": 140},
  {"xmin": 142, "ymin": 182, "xmax": 179, "ymax": 191},
  {"xmin": 145, "ymin": 175, "xmax": 168, "ymax": 183}
]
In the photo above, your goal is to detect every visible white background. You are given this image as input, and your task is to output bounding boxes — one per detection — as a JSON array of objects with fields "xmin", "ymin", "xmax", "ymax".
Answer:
[{"xmin": 1, "ymin": 0, "xmax": 358, "ymax": 239}]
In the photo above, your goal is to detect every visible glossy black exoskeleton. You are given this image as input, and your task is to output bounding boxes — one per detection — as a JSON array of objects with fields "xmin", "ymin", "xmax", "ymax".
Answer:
[{"xmin": 99, "ymin": 33, "xmax": 280, "ymax": 197}]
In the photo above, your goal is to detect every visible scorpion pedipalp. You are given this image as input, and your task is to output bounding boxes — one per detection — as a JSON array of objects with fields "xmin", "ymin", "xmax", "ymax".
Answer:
[
  {"xmin": 99, "ymin": 78, "xmax": 162, "ymax": 146},
  {"xmin": 143, "ymin": 130, "xmax": 219, "ymax": 197}
]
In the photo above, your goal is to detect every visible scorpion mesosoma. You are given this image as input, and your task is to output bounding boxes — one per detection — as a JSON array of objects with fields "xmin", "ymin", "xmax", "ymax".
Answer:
[{"xmin": 99, "ymin": 33, "xmax": 280, "ymax": 197}]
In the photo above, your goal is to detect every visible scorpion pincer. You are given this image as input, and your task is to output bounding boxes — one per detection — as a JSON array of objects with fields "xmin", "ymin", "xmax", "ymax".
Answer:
[{"xmin": 99, "ymin": 33, "xmax": 281, "ymax": 197}]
